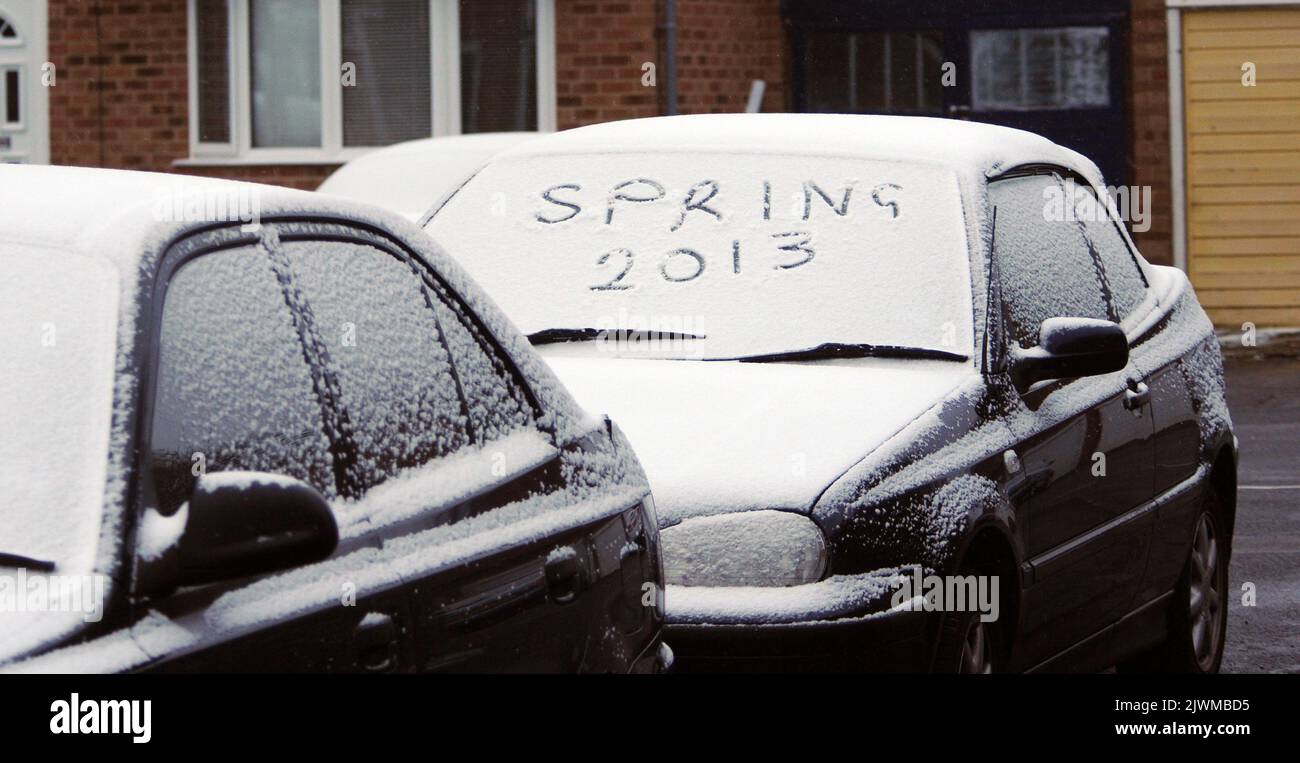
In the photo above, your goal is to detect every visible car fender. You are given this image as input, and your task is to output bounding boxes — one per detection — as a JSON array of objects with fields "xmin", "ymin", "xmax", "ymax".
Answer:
[{"xmin": 812, "ymin": 374, "xmax": 1025, "ymax": 577}]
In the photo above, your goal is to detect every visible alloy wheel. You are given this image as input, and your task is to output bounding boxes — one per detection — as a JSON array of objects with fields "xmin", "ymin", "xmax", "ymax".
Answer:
[{"xmin": 1189, "ymin": 512, "xmax": 1224, "ymax": 672}]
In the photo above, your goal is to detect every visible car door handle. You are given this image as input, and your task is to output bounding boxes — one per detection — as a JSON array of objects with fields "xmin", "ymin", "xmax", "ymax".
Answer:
[
  {"xmin": 1124, "ymin": 381, "xmax": 1150, "ymax": 410},
  {"xmin": 544, "ymin": 547, "xmax": 585, "ymax": 605},
  {"xmin": 353, "ymin": 612, "xmax": 398, "ymax": 672}
]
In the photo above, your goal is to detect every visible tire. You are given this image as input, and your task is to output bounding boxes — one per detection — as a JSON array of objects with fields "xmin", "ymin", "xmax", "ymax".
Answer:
[
  {"xmin": 1118, "ymin": 492, "xmax": 1229, "ymax": 673},
  {"xmin": 934, "ymin": 604, "xmax": 998, "ymax": 674}
]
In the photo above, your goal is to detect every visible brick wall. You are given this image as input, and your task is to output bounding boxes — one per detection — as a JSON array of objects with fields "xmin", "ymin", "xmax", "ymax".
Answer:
[
  {"xmin": 48, "ymin": 0, "xmax": 188, "ymax": 171},
  {"xmin": 676, "ymin": 0, "xmax": 785, "ymax": 113},
  {"xmin": 47, "ymin": 0, "xmax": 333, "ymax": 190},
  {"xmin": 554, "ymin": 0, "xmax": 787, "ymax": 128},
  {"xmin": 554, "ymin": 0, "xmax": 660, "ymax": 128},
  {"xmin": 1128, "ymin": 0, "xmax": 1173, "ymax": 267}
]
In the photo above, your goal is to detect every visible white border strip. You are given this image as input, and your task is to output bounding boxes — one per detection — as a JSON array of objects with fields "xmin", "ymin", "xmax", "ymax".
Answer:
[{"xmin": 1167, "ymin": 6, "xmax": 1188, "ymax": 273}]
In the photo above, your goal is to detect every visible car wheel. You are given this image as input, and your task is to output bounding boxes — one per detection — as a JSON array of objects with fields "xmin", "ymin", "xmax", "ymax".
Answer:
[
  {"xmin": 1118, "ymin": 493, "xmax": 1229, "ymax": 673},
  {"xmin": 935, "ymin": 607, "xmax": 997, "ymax": 674}
]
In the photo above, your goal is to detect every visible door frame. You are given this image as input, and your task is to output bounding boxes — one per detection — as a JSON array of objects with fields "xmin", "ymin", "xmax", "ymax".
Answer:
[{"xmin": 0, "ymin": 0, "xmax": 49, "ymax": 164}]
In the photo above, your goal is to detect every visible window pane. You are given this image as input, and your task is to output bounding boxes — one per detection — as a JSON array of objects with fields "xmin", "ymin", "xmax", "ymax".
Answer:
[
  {"xmin": 285, "ymin": 241, "xmax": 472, "ymax": 492},
  {"xmin": 460, "ymin": 0, "xmax": 537, "ymax": 133},
  {"xmin": 888, "ymin": 32, "xmax": 919, "ymax": 110},
  {"xmin": 151, "ymin": 247, "xmax": 335, "ymax": 514},
  {"xmin": 971, "ymin": 27, "xmax": 1109, "ymax": 111},
  {"xmin": 1061, "ymin": 28, "xmax": 1110, "ymax": 107},
  {"xmin": 918, "ymin": 33, "xmax": 944, "ymax": 113},
  {"xmin": 1075, "ymin": 189, "xmax": 1147, "ymax": 318},
  {"xmin": 421, "ymin": 273, "xmax": 535, "ymax": 443},
  {"xmin": 251, "ymin": 0, "xmax": 321, "ymax": 147},
  {"xmin": 195, "ymin": 0, "xmax": 230, "ymax": 143},
  {"xmin": 856, "ymin": 32, "xmax": 888, "ymax": 111},
  {"xmin": 3, "ymin": 70, "xmax": 17, "ymax": 124},
  {"xmin": 991, "ymin": 174, "xmax": 1108, "ymax": 349},
  {"xmin": 341, "ymin": 0, "xmax": 431, "ymax": 146},
  {"xmin": 798, "ymin": 30, "xmax": 943, "ymax": 114},
  {"xmin": 798, "ymin": 30, "xmax": 852, "ymax": 112}
]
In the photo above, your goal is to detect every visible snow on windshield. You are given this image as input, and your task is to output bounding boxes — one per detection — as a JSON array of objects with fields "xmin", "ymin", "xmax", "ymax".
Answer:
[
  {"xmin": 429, "ymin": 152, "xmax": 973, "ymax": 359},
  {"xmin": 0, "ymin": 246, "xmax": 118, "ymax": 573}
]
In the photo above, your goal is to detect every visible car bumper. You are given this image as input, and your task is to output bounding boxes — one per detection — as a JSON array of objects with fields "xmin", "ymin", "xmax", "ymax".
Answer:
[{"xmin": 663, "ymin": 573, "xmax": 934, "ymax": 672}]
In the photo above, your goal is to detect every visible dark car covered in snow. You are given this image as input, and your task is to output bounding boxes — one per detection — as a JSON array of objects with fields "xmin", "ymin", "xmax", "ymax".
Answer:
[
  {"xmin": 421, "ymin": 114, "xmax": 1236, "ymax": 673},
  {"xmin": 0, "ymin": 166, "xmax": 667, "ymax": 673}
]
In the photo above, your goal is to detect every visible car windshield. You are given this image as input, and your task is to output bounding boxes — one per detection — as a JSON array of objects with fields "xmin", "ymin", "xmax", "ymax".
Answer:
[
  {"xmin": 427, "ymin": 150, "xmax": 974, "ymax": 361},
  {"xmin": 0, "ymin": 246, "xmax": 118, "ymax": 575}
]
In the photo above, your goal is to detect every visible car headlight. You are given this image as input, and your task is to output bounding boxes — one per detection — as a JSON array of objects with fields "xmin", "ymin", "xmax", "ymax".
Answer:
[{"xmin": 661, "ymin": 510, "xmax": 827, "ymax": 587}]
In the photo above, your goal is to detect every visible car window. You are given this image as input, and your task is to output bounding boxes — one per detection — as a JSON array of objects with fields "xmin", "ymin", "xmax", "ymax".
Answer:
[
  {"xmin": 150, "ymin": 246, "xmax": 337, "ymax": 514},
  {"xmin": 426, "ymin": 152, "xmax": 975, "ymax": 360},
  {"xmin": 990, "ymin": 173, "xmax": 1110, "ymax": 349},
  {"xmin": 1073, "ymin": 187, "xmax": 1148, "ymax": 319},
  {"xmin": 283, "ymin": 241, "xmax": 476, "ymax": 493},
  {"xmin": 420, "ymin": 271, "xmax": 536, "ymax": 444}
]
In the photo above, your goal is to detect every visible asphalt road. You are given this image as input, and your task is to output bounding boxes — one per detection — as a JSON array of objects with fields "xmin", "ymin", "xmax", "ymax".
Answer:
[{"xmin": 1221, "ymin": 353, "xmax": 1300, "ymax": 673}]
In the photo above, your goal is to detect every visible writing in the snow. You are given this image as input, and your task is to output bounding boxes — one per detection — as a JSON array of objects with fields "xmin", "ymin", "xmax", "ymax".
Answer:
[{"xmin": 530, "ymin": 178, "xmax": 902, "ymax": 291}]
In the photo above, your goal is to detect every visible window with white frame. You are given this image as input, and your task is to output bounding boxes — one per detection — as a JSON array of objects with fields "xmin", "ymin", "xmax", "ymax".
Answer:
[{"xmin": 188, "ymin": 0, "xmax": 555, "ymax": 161}]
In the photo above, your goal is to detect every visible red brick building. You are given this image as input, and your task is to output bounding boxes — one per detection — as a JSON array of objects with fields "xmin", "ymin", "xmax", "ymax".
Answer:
[{"xmin": 0, "ymin": 0, "xmax": 1172, "ymax": 264}]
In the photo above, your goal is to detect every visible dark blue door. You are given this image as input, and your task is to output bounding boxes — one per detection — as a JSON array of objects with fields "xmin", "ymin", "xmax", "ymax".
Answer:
[{"xmin": 785, "ymin": 0, "xmax": 1131, "ymax": 186}]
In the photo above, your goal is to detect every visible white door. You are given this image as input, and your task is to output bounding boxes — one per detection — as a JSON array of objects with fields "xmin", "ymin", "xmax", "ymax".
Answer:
[{"xmin": 0, "ymin": 1, "xmax": 49, "ymax": 164}]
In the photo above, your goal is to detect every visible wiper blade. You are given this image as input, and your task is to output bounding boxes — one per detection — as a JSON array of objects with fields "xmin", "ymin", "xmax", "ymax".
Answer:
[
  {"xmin": 0, "ymin": 552, "xmax": 56, "ymax": 571},
  {"xmin": 726, "ymin": 342, "xmax": 969, "ymax": 364},
  {"xmin": 527, "ymin": 327, "xmax": 707, "ymax": 345}
]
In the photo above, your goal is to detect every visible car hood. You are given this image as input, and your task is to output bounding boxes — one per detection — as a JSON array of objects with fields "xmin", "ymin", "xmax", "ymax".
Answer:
[{"xmin": 541, "ymin": 353, "xmax": 972, "ymax": 526}]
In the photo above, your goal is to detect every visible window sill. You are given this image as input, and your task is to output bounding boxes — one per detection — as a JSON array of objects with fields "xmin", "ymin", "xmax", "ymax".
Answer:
[{"xmin": 175, "ymin": 148, "xmax": 376, "ymax": 168}]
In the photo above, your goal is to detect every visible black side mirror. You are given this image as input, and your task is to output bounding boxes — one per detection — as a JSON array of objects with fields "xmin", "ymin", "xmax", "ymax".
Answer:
[
  {"xmin": 1009, "ymin": 317, "xmax": 1128, "ymax": 392},
  {"xmin": 139, "ymin": 472, "xmax": 339, "ymax": 594}
]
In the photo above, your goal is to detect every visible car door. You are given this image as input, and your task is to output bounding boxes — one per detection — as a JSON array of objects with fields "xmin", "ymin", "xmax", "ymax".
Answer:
[
  {"xmin": 988, "ymin": 170, "xmax": 1156, "ymax": 670},
  {"xmin": 275, "ymin": 226, "xmax": 652, "ymax": 672},
  {"xmin": 1070, "ymin": 184, "xmax": 1204, "ymax": 606},
  {"xmin": 137, "ymin": 234, "xmax": 418, "ymax": 672}
]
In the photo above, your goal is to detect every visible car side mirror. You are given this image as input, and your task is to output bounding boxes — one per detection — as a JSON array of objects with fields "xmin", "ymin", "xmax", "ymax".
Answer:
[
  {"xmin": 139, "ymin": 471, "xmax": 339, "ymax": 594},
  {"xmin": 1009, "ymin": 317, "xmax": 1128, "ymax": 392}
]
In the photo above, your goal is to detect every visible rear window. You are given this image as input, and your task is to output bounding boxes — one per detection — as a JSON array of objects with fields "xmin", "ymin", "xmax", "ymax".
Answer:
[{"xmin": 427, "ymin": 151, "xmax": 974, "ymax": 360}]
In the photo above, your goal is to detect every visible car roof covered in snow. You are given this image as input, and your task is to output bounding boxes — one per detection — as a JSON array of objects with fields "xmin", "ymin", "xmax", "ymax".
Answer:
[
  {"xmin": 0, "ymin": 163, "xmax": 589, "ymax": 421},
  {"xmin": 318, "ymin": 132, "xmax": 545, "ymax": 220},
  {"xmin": 491, "ymin": 113, "xmax": 1104, "ymax": 184},
  {"xmin": 0, "ymin": 164, "xmax": 352, "ymax": 269}
]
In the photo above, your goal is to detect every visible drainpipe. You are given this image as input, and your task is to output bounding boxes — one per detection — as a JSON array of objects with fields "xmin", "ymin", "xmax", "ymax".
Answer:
[
  {"xmin": 1166, "ymin": 5, "xmax": 1188, "ymax": 274},
  {"xmin": 664, "ymin": 0, "xmax": 679, "ymax": 115}
]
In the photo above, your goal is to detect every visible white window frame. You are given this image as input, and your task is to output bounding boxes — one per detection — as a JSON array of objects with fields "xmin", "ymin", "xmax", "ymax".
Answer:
[{"xmin": 183, "ymin": 0, "xmax": 556, "ymax": 165}]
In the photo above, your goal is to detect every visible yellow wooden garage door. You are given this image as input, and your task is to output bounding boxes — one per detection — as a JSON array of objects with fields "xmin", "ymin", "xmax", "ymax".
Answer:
[{"xmin": 1184, "ymin": 7, "xmax": 1300, "ymax": 326}]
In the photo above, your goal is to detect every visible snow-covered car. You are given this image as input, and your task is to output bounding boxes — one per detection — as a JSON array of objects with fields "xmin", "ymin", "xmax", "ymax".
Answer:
[
  {"xmin": 317, "ymin": 132, "xmax": 543, "ymax": 220},
  {"xmin": 0, "ymin": 165, "xmax": 666, "ymax": 673},
  {"xmin": 422, "ymin": 114, "xmax": 1236, "ymax": 673}
]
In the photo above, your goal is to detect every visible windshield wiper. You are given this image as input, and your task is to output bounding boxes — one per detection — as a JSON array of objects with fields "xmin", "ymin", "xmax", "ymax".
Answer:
[
  {"xmin": 527, "ymin": 327, "xmax": 707, "ymax": 345},
  {"xmin": 0, "ymin": 552, "xmax": 56, "ymax": 571},
  {"xmin": 726, "ymin": 342, "xmax": 969, "ymax": 364}
]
